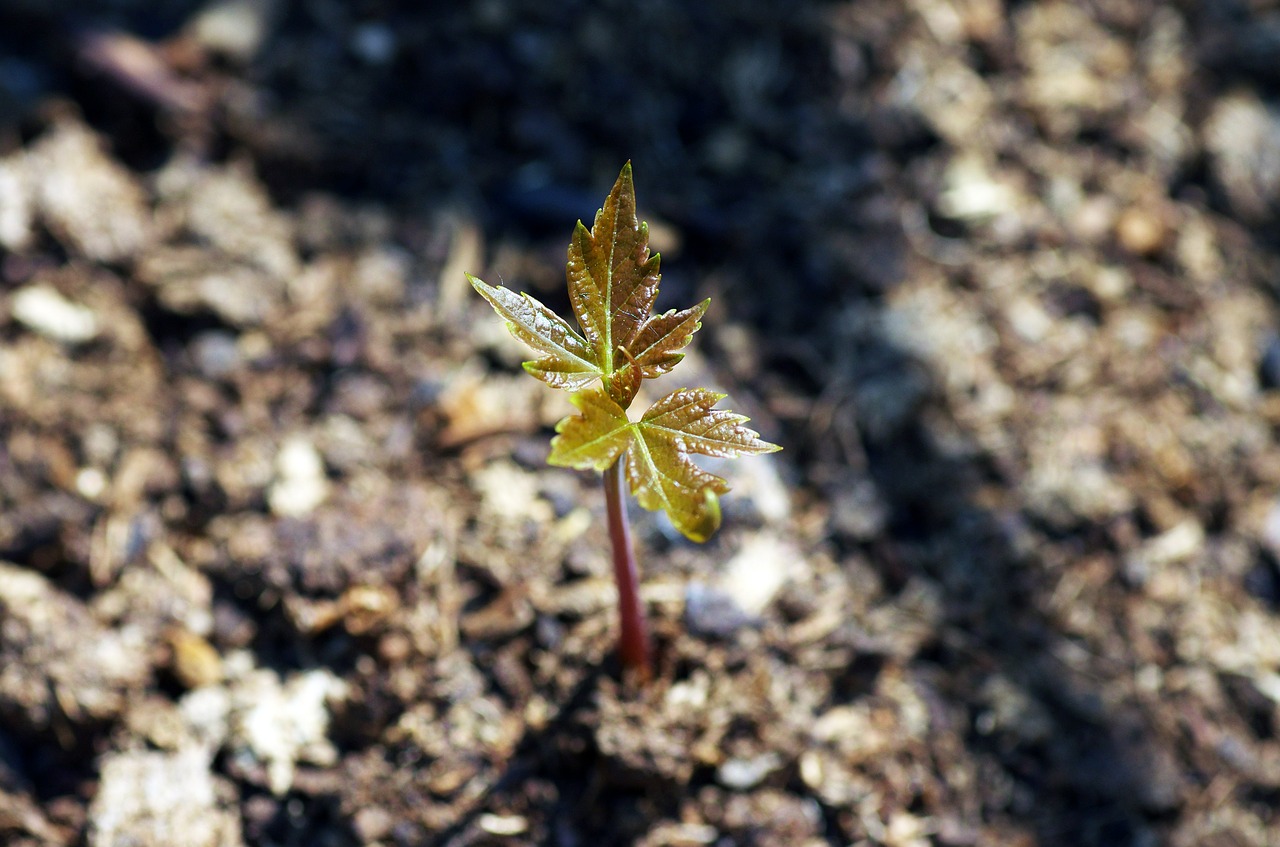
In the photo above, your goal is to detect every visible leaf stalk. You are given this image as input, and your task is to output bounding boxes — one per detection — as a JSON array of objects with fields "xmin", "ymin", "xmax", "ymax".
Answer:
[{"xmin": 603, "ymin": 454, "xmax": 651, "ymax": 678}]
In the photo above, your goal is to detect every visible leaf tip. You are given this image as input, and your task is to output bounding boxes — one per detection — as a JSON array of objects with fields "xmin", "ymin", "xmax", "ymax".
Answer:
[{"xmin": 680, "ymin": 488, "xmax": 722, "ymax": 543}]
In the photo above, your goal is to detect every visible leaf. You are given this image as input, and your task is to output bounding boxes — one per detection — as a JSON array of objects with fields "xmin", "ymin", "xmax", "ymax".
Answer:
[
  {"xmin": 467, "ymin": 273, "xmax": 602, "ymax": 391},
  {"xmin": 547, "ymin": 386, "xmax": 780, "ymax": 542},
  {"xmin": 470, "ymin": 163, "xmax": 706, "ymax": 407},
  {"xmin": 628, "ymin": 299, "xmax": 710, "ymax": 378},
  {"xmin": 629, "ymin": 388, "xmax": 779, "ymax": 541},
  {"xmin": 566, "ymin": 163, "xmax": 662, "ymax": 385},
  {"xmin": 546, "ymin": 388, "xmax": 632, "ymax": 471},
  {"xmin": 638, "ymin": 388, "xmax": 782, "ymax": 460},
  {"xmin": 469, "ymin": 163, "xmax": 781, "ymax": 541}
]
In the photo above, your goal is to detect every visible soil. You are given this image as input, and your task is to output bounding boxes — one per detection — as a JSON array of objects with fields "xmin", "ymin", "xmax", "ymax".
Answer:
[{"xmin": 2, "ymin": 1, "xmax": 1280, "ymax": 846}]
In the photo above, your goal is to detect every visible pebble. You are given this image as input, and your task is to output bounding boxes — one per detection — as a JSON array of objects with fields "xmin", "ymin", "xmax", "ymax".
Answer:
[
  {"xmin": 89, "ymin": 749, "xmax": 243, "ymax": 847},
  {"xmin": 1204, "ymin": 93, "xmax": 1280, "ymax": 222},
  {"xmin": 0, "ymin": 155, "xmax": 33, "ymax": 251},
  {"xmin": 11, "ymin": 284, "xmax": 99, "ymax": 343},
  {"xmin": 716, "ymin": 752, "xmax": 782, "ymax": 790},
  {"xmin": 191, "ymin": 331, "xmax": 241, "ymax": 379},
  {"xmin": 168, "ymin": 628, "xmax": 224, "ymax": 689},
  {"xmin": 232, "ymin": 667, "xmax": 346, "ymax": 795},
  {"xmin": 718, "ymin": 534, "xmax": 797, "ymax": 617},
  {"xmin": 684, "ymin": 582, "xmax": 756, "ymax": 638},
  {"xmin": 478, "ymin": 813, "xmax": 529, "ymax": 836},
  {"xmin": 351, "ymin": 23, "xmax": 397, "ymax": 65},
  {"xmin": 1115, "ymin": 205, "xmax": 1166, "ymax": 256},
  {"xmin": 191, "ymin": 0, "xmax": 278, "ymax": 63},
  {"xmin": 268, "ymin": 436, "xmax": 329, "ymax": 517}
]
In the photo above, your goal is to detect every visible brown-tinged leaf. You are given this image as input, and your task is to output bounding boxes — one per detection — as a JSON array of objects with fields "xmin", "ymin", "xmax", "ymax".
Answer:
[
  {"xmin": 629, "ymin": 388, "xmax": 779, "ymax": 541},
  {"xmin": 638, "ymin": 387, "xmax": 781, "ymax": 459},
  {"xmin": 565, "ymin": 162, "xmax": 663, "ymax": 400},
  {"xmin": 469, "ymin": 163, "xmax": 781, "ymax": 541},
  {"xmin": 628, "ymin": 299, "xmax": 710, "ymax": 378},
  {"xmin": 470, "ymin": 164, "xmax": 705, "ymax": 407},
  {"xmin": 467, "ymin": 273, "xmax": 602, "ymax": 391}
]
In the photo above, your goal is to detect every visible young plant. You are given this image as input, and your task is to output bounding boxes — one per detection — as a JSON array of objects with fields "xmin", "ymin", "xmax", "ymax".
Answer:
[{"xmin": 468, "ymin": 163, "xmax": 779, "ymax": 678}]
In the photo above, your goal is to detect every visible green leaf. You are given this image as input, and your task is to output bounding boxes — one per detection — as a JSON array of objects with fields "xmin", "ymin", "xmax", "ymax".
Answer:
[
  {"xmin": 629, "ymin": 388, "xmax": 779, "ymax": 541},
  {"xmin": 546, "ymin": 388, "xmax": 632, "ymax": 471},
  {"xmin": 547, "ymin": 386, "xmax": 780, "ymax": 542},
  {"xmin": 467, "ymin": 273, "xmax": 602, "ymax": 391},
  {"xmin": 639, "ymin": 388, "xmax": 781, "ymax": 459}
]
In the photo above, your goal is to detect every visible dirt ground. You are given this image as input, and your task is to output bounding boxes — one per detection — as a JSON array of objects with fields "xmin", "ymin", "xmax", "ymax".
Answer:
[{"xmin": 2, "ymin": 1, "xmax": 1280, "ymax": 845}]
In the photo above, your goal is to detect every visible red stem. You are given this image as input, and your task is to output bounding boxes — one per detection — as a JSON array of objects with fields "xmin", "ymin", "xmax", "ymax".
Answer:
[{"xmin": 603, "ymin": 455, "xmax": 651, "ymax": 678}]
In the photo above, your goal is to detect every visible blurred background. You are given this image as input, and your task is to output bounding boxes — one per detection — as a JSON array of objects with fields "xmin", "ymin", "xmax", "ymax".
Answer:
[{"xmin": 2, "ymin": 1, "xmax": 1280, "ymax": 846}]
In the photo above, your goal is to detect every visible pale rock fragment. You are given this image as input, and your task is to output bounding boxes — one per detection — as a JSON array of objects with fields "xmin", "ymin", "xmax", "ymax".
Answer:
[
  {"xmin": 0, "ymin": 562, "xmax": 148, "ymax": 731},
  {"xmin": 268, "ymin": 436, "xmax": 329, "ymax": 517},
  {"xmin": 718, "ymin": 534, "xmax": 801, "ymax": 617},
  {"xmin": 88, "ymin": 748, "xmax": 243, "ymax": 847},
  {"xmin": 0, "ymin": 154, "xmax": 33, "ymax": 251},
  {"xmin": 1204, "ymin": 93, "xmax": 1280, "ymax": 222},
  {"xmin": 190, "ymin": 0, "xmax": 279, "ymax": 63},
  {"xmin": 28, "ymin": 119, "xmax": 151, "ymax": 262},
  {"xmin": 11, "ymin": 285, "xmax": 99, "ymax": 344},
  {"xmin": 230, "ymin": 667, "xmax": 346, "ymax": 795}
]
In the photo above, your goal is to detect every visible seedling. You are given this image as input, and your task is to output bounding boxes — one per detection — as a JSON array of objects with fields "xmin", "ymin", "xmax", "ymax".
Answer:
[{"xmin": 468, "ymin": 163, "xmax": 779, "ymax": 678}]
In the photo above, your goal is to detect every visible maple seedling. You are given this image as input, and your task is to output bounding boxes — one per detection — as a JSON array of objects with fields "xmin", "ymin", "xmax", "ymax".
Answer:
[{"xmin": 468, "ymin": 163, "xmax": 779, "ymax": 678}]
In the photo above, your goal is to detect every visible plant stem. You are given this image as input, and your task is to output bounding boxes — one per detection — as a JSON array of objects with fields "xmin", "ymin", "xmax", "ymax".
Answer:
[{"xmin": 603, "ymin": 455, "xmax": 651, "ymax": 677}]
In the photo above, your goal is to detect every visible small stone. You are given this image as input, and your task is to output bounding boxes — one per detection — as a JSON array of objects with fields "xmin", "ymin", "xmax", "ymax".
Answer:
[
  {"xmin": 231, "ymin": 667, "xmax": 346, "ymax": 795},
  {"xmin": 29, "ymin": 119, "xmax": 151, "ymax": 262},
  {"xmin": 268, "ymin": 436, "xmax": 329, "ymax": 517},
  {"xmin": 0, "ymin": 155, "xmax": 33, "ymax": 251},
  {"xmin": 168, "ymin": 628, "xmax": 224, "ymax": 689},
  {"xmin": 351, "ymin": 23, "xmax": 397, "ymax": 65},
  {"xmin": 352, "ymin": 806, "xmax": 394, "ymax": 842},
  {"xmin": 191, "ymin": 331, "xmax": 241, "ymax": 379},
  {"xmin": 478, "ymin": 814, "xmax": 528, "ymax": 836},
  {"xmin": 716, "ymin": 752, "xmax": 782, "ymax": 790},
  {"xmin": 190, "ymin": 0, "xmax": 279, "ymax": 64},
  {"xmin": 88, "ymin": 749, "xmax": 243, "ymax": 847},
  {"xmin": 11, "ymin": 285, "xmax": 99, "ymax": 343},
  {"xmin": 718, "ymin": 534, "xmax": 797, "ymax": 616},
  {"xmin": 1116, "ymin": 206, "xmax": 1166, "ymax": 256},
  {"xmin": 1204, "ymin": 93, "xmax": 1280, "ymax": 222},
  {"xmin": 684, "ymin": 582, "xmax": 756, "ymax": 638},
  {"xmin": 0, "ymin": 563, "xmax": 149, "ymax": 731},
  {"xmin": 76, "ymin": 467, "xmax": 108, "ymax": 500}
]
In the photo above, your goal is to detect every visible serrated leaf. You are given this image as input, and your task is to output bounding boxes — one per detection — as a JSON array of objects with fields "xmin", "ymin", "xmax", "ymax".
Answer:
[
  {"xmin": 629, "ymin": 387, "xmax": 780, "ymax": 541},
  {"xmin": 469, "ymin": 164, "xmax": 781, "ymax": 542},
  {"xmin": 470, "ymin": 164, "xmax": 707, "ymax": 407},
  {"xmin": 639, "ymin": 388, "xmax": 781, "ymax": 459},
  {"xmin": 546, "ymin": 386, "xmax": 780, "ymax": 542},
  {"xmin": 547, "ymin": 389, "xmax": 632, "ymax": 471},
  {"xmin": 629, "ymin": 299, "xmax": 710, "ymax": 378},
  {"xmin": 626, "ymin": 424, "xmax": 730, "ymax": 543},
  {"xmin": 567, "ymin": 163, "xmax": 662, "ymax": 365},
  {"xmin": 468, "ymin": 273, "xmax": 602, "ymax": 391}
]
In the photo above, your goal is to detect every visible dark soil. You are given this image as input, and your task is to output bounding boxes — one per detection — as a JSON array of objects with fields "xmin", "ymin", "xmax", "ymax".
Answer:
[{"xmin": 3, "ymin": 1, "xmax": 1280, "ymax": 846}]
